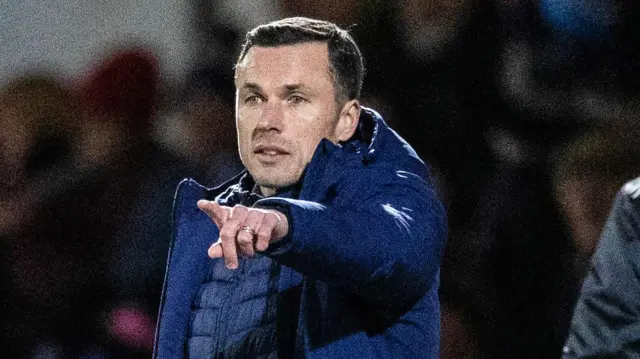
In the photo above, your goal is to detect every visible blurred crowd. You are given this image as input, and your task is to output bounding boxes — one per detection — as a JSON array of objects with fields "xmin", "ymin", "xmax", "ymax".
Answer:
[{"xmin": 2, "ymin": 1, "xmax": 640, "ymax": 358}]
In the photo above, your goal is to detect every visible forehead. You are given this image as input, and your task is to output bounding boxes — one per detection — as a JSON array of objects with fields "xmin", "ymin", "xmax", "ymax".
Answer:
[{"xmin": 235, "ymin": 42, "xmax": 333, "ymax": 86}]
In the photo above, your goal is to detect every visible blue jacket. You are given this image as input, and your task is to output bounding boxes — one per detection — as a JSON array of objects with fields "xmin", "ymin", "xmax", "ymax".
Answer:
[{"xmin": 153, "ymin": 108, "xmax": 447, "ymax": 358}]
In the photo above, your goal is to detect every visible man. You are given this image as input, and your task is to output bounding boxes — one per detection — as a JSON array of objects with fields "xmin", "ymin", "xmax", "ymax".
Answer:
[
  {"xmin": 562, "ymin": 176, "xmax": 640, "ymax": 358},
  {"xmin": 154, "ymin": 17, "xmax": 447, "ymax": 358}
]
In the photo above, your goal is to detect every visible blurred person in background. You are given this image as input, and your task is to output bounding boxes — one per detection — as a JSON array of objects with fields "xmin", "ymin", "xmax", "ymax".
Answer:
[
  {"xmin": 154, "ymin": 17, "xmax": 447, "ymax": 358},
  {"xmin": 468, "ymin": 124, "xmax": 576, "ymax": 358},
  {"xmin": 562, "ymin": 175, "xmax": 640, "ymax": 358},
  {"xmin": 75, "ymin": 48, "xmax": 161, "ymax": 172},
  {"xmin": 553, "ymin": 120, "xmax": 640, "ymax": 279},
  {"xmin": 157, "ymin": 66, "xmax": 244, "ymax": 186},
  {"xmin": 0, "ymin": 72, "xmax": 82, "ymax": 358},
  {"xmin": 0, "ymin": 76, "xmax": 85, "ymax": 358},
  {"xmin": 480, "ymin": 1, "xmax": 640, "ymax": 358},
  {"xmin": 360, "ymin": 0, "xmax": 499, "ymax": 230},
  {"xmin": 0, "ymin": 47, "xmax": 190, "ymax": 358},
  {"xmin": 0, "ymin": 73, "xmax": 79, "ymax": 232},
  {"xmin": 69, "ymin": 48, "xmax": 166, "ymax": 358},
  {"xmin": 75, "ymin": 48, "xmax": 194, "ymax": 357},
  {"xmin": 490, "ymin": 118, "xmax": 640, "ymax": 359}
]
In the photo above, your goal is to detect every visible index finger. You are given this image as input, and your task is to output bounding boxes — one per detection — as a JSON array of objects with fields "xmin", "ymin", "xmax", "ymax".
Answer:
[{"xmin": 197, "ymin": 200, "xmax": 230, "ymax": 229}]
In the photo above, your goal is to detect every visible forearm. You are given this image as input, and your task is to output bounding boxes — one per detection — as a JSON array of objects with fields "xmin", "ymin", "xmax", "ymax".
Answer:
[{"xmin": 256, "ymin": 196, "xmax": 446, "ymax": 309}]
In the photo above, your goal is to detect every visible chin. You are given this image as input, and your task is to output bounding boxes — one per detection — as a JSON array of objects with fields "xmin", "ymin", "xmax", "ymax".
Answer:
[{"xmin": 255, "ymin": 177, "xmax": 297, "ymax": 190}]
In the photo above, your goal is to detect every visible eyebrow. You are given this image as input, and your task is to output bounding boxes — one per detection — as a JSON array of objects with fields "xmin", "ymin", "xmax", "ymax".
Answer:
[
  {"xmin": 239, "ymin": 82, "xmax": 313, "ymax": 95},
  {"xmin": 283, "ymin": 84, "xmax": 311, "ymax": 93},
  {"xmin": 240, "ymin": 82, "xmax": 262, "ymax": 92}
]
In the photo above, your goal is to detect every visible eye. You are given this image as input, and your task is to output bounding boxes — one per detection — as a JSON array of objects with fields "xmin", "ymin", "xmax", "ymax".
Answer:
[
  {"xmin": 288, "ymin": 95, "xmax": 307, "ymax": 106},
  {"xmin": 245, "ymin": 94, "xmax": 263, "ymax": 105}
]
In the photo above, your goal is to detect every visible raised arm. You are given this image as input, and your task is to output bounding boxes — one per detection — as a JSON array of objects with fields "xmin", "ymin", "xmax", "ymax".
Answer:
[
  {"xmin": 259, "ymin": 168, "xmax": 446, "ymax": 312},
  {"xmin": 198, "ymin": 162, "xmax": 447, "ymax": 313}
]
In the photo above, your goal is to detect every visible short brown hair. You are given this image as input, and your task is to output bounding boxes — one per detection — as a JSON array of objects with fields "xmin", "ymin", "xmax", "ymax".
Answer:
[{"xmin": 236, "ymin": 17, "xmax": 365, "ymax": 105}]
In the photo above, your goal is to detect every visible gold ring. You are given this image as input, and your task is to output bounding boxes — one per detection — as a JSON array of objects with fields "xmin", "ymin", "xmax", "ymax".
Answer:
[{"xmin": 239, "ymin": 225, "xmax": 255, "ymax": 235}]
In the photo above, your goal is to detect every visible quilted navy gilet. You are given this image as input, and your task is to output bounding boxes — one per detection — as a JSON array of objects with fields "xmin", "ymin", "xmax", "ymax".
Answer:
[{"xmin": 186, "ymin": 187, "xmax": 302, "ymax": 359}]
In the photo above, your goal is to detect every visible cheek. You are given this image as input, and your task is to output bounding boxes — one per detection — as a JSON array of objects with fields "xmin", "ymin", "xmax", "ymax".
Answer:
[
  {"xmin": 296, "ymin": 129, "xmax": 325, "ymax": 163},
  {"xmin": 236, "ymin": 119, "xmax": 252, "ymax": 143},
  {"xmin": 236, "ymin": 130, "xmax": 252, "ymax": 163}
]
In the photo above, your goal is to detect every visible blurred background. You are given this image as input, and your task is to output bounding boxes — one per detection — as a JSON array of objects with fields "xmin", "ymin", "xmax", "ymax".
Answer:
[{"xmin": 2, "ymin": 1, "xmax": 640, "ymax": 358}]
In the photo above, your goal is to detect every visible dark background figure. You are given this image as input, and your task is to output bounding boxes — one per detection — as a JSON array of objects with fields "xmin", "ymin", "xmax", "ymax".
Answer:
[
  {"xmin": 157, "ymin": 66, "xmax": 243, "ymax": 186},
  {"xmin": 77, "ymin": 48, "xmax": 194, "ymax": 358},
  {"xmin": 561, "ymin": 176, "xmax": 640, "ymax": 358},
  {"xmin": 0, "ymin": 72, "xmax": 82, "ymax": 358}
]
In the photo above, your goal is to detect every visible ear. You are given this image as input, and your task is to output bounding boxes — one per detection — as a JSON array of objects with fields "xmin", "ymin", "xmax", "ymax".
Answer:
[{"xmin": 334, "ymin": 100, "xmax": 361, "ymax": 142}]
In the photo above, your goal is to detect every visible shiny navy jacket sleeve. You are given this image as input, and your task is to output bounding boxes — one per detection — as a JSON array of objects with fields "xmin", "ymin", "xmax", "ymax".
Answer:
[
  {"xmin": 562, "ymin": 178, "xmax": 640, "ymax": 358},
  {"xmin": 255, "ymin": 139, "xmax": 447, "ymax": 315}
]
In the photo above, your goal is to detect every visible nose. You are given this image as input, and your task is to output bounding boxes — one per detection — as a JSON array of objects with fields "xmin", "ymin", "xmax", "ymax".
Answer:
[{"xmin": 256, "ymin": 101, "xmax": 284, "ymax": 132}]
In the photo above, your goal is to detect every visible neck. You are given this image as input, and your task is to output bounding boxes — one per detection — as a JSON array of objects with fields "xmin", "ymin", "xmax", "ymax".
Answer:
[{"xmin": 259, "ymin": 186, "xmax": 276, "ymax": 197}]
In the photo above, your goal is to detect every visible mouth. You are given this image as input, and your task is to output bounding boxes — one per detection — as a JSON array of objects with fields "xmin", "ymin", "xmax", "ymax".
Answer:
[{"xmin": 253, "ymin": 144, "xmax": 290, "ymax": 161}]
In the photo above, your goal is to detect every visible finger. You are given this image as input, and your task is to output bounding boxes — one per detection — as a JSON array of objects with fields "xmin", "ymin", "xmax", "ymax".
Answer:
[
  {"xmin": 236, "ymin": 227, "xmax": 255, "ymax": 257},
  {"xmin": 197, "ymin": 201, "xmax": 230, "ymax": 259},
  {"xmin": 197, "ymin": 200, "xmax": 230, "ymax": 229},
  {"xmin": 208, "ymin": 238, "xmax": 223, "ymax": 258},
  {"xmin": 238, "ymin": 211, "xmax": 262, "ymax": 257},
  {"xmin": 230, "ymin": 205, "xmax": 253, "ymax": 256},
  {"xmin": 229, "ymin": 205, "xmax": 249, "ymax": 222},
  {"xmin": 219, "ymin": 218, "xmax": 241, "ymax": 269},
  {"xmin": 256, "ymin": 212, "xmax": 279, "ymax": 252}
]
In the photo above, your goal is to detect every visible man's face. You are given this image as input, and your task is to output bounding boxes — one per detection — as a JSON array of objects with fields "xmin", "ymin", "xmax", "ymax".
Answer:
[{"xmin": 235, "ymin": 42, "xmax": 341, "ymax": 195}]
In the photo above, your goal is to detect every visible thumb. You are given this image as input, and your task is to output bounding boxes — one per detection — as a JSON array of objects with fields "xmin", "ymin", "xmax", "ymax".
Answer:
[{"xmin": 197, "ymin": 200, "xmax": 229, "ymax": 228}]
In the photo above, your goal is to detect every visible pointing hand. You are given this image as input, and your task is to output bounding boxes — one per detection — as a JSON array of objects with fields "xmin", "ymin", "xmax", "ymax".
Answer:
[{"xmin": 197, "ymin": 200, "xmax": 288, "ymax": 269}]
